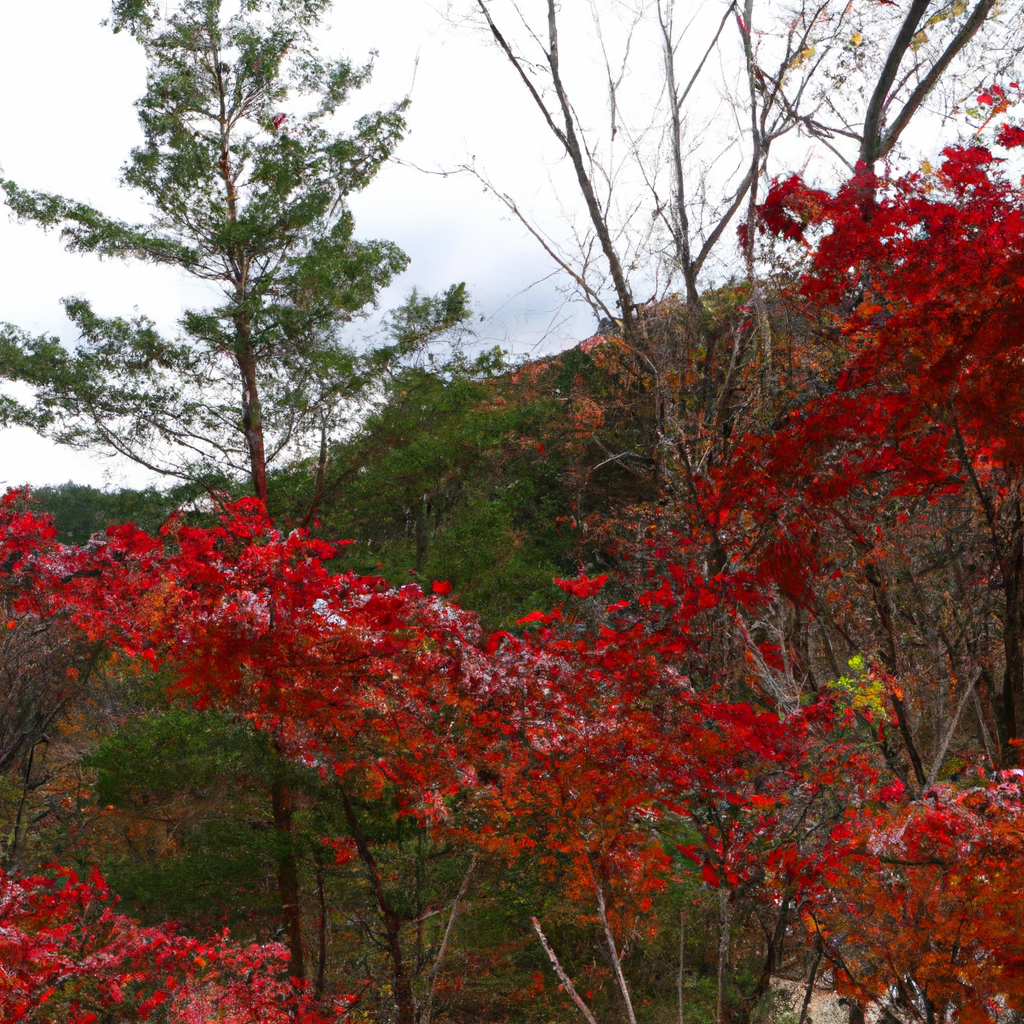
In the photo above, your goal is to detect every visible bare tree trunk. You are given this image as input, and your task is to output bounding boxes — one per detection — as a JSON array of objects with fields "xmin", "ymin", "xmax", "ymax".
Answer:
[
  {"xmin": 797, "ymin": 936, "xmax": 823, "ymax": 1024},
  {"xmin": 271, "ymin": 775, "xmax": 305, "ymax": 979},
  {"xmin": 737, "ymin": 0, "xmax": 780, "ymax": 422},
  {"xmin": 716, "ymin": 886, "xmax": 731, "ymax": 1024},
  {"xmin": 217, "ymin": 53, "xmax": 268, "ymax": 511},
  {"xmin": 531, "ymin": 917, "xmax": 600, "ymax": 1024},
  {"xmin": 422, "ymin": 854, "xmax": 477, "ymax": 1024},
  {"xmin": 926, "ymin": 669, "xmax": 983, "ymax": 788},
  {"xmin": 476, "ymin": 0, "xmax": 636, "ymax": 339},
  {"xmin": 861, "ymin": 0, "xmax": 997, "ymax": 165},
  {"xmin": 921, "ymin": 987, "xmax": 937, "ymax": 1024},
  {"xmin": 341, "ymin": 788, "xmax": 416, "ymax": 1024},
  {"xmin": 859, "ymin": 0, "xmax": 932, "ymax": 166},
  {"xmin": 8, "ymin": 740, "xmax": 39, "ymax": 869},
  {"xmin": 237, "ymin": 332, "xmax": 268, "ymax": 506},
  {"xmin": 973, "ymin": 684, "xmax": 998, "ymax": 766},
  {"xmin": 657, "ymin": 0, "xmax": 711, "ymax": 310},
  {"xmin": 751, "ymin": 898, "xmax": 790, "ymax": 1010},
  {"xmin": 543, "ymin": 0, "xmax": 635, "ymax": 338},
  {"xmin": 596, "ymin": 881, "xmax": 637, "ymax": 1024}
]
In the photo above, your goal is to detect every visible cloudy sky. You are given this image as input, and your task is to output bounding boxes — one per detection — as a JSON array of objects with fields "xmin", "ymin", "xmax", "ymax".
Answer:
[
  {"xmin": 0, "ymin": 0, "xmax": 975, "ymax": 492},
  {"xmin": 0, "ymin": 0, "xmax": 618, "ymax": 489}
]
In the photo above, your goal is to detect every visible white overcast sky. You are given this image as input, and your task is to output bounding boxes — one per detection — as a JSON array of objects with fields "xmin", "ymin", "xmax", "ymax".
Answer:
[
  {"xmin": 0, "ymin": 0, "xmax": 978, "ymax": 491},
  {"xmin": 0, "ymin": 0, "xmax": 611, "ymax": 489}
]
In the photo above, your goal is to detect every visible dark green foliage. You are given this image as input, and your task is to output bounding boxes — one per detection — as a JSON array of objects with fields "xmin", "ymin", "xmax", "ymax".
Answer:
[
  {"xmin": 87, "ymin": 709, "xmax": 276, "ymax": 807},
  {"xmin": 98, "ymin": 819, "xmax": 279, "ymax": 931},
  {"xmin": 294, "ymin": 348, "xmax": 577, "ymax": 629},
  {"xmin": 32, "ymin": 481, "xmax": 199, "ymax": 543},
  {"xmin": 84, "ymin": 709, "xmax": 283, "ymax": 931}
]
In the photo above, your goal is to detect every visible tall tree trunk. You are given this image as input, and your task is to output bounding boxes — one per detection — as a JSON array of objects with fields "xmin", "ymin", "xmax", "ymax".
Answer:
[
  {"xmin": 658, "ymin": 0, "xmax": 701, "ymax": 310},
  {"xmin": 236, "ymin": 329, "xmax": 268, "ymax": 506},
  {"xmin": 976, "ymin": 669, "xmax": 1002, "ymax": 764},
  {"xmin": 658, "ymin": 0, "xmax": 737, "ymax": 310},
  {"xmin": 341, "ymin": 788, "xmax": 417, "ymax": 1024},
  {"xmin": 272, "ymin": 774, "xmax": 305, "ymax": 980},
  {"xmin": 921, "ymin": 988, "xmax": 937, "ymax": 1024},
  {"xmin": 314, "ymin": 849, "xmax": 329, "ymax": 999},
  {"xmin": 422, "ymin": 855, "xmax": 477, "ymax": 1024},
  {"xmin": 595, "ymin": 881, "xmax": 638, "ymax": 1024},
  {"xmin": 531, "ymin": 917, "xmax": 600, "ymax": 1024},
  {"xmin": 716, "ymin": 886, "xmax": 731, "ymax": 1024},
  {"xmin": 739, "ymin": 0, "xmax": 777, "ymax": 422},
  {"xmin": 217, "ymin": 62, "xmax": 267, "ymax": 510},
  {"xmin": 797, "ymin": 936, "xmax": 823, "ymax": 1024},
  {"xmin": 751, "ymin": 898, "xmax": 790, "ymax": 1010},
  {"xmin": 1001, "ymin": 516, "xmax": 1024, "ymax": 753},
  {"xmin": 543, "ymin": 0, "xmax": 635, "ymax": 339},
  {"xmin": 8, "ymin": 740, "xmax": 39, "ymax": 870},
  {"xmin": 858, "ymin": 0, "xmax": 931, "ymax": 167},
  {"xmin": 476, "ymin": 0, "xmax": 636, "ymax": 339},
  {"xmin": 860, "ymin": 0, "xmax": 996, "ymax": 165}
]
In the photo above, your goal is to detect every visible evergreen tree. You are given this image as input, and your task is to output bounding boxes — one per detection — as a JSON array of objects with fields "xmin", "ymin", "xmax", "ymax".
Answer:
[
  {"xmin": 0, "ymin": 0, "xmax": 408, "ymax": 506},
  {"xmin": 32, "ymin": 481, "xmax": 198, "ymax": 543}
]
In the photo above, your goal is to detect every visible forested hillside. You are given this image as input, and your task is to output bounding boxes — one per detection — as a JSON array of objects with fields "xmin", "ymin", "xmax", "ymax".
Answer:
[{"xmin": 4, "ymin": 1, "xmax": 1024, "ymax": 1024}]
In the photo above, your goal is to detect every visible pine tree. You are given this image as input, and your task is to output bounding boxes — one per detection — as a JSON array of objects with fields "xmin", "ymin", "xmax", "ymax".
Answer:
[{"xmin": 0, "ymin": 0, "xmax": 408, "ymax": 505}]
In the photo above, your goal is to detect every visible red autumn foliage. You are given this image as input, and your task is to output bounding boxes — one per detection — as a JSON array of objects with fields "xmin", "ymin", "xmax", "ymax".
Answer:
[
  {"xmin": 818, "ymin": 774, "xmax": 1024, "ymax": 1022},
  {"xmin": 0, "ymin": 864, "xmax": 347, "ymax": 1023},
  {"xmin": 11, "ymin": 139, "xmax": 1024, "ymax": 1023}
]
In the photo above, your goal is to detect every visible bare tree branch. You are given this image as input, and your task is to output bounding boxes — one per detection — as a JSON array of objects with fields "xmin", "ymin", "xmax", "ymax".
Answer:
[
  {"xmin": 860, "ymin": 0, "xmax": 934, "ymax": 165},
  {"xmin": 878, "ymin": 0, "xmax": 998, "ymax": 161},
  {"xmin": 477, "ymin": 0, "xmax": 636, "ymax": 337},
  {"xmin": 422, "ymin": 854, "xmax": 477, "ymax": 1024},
  {"xmin": 595, "ymin": 880, "xmax": 638, "ymax": 1024},
  {"xmin": 530, "ymin": 916, "xmax": 600, "ymax": 1024}
]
